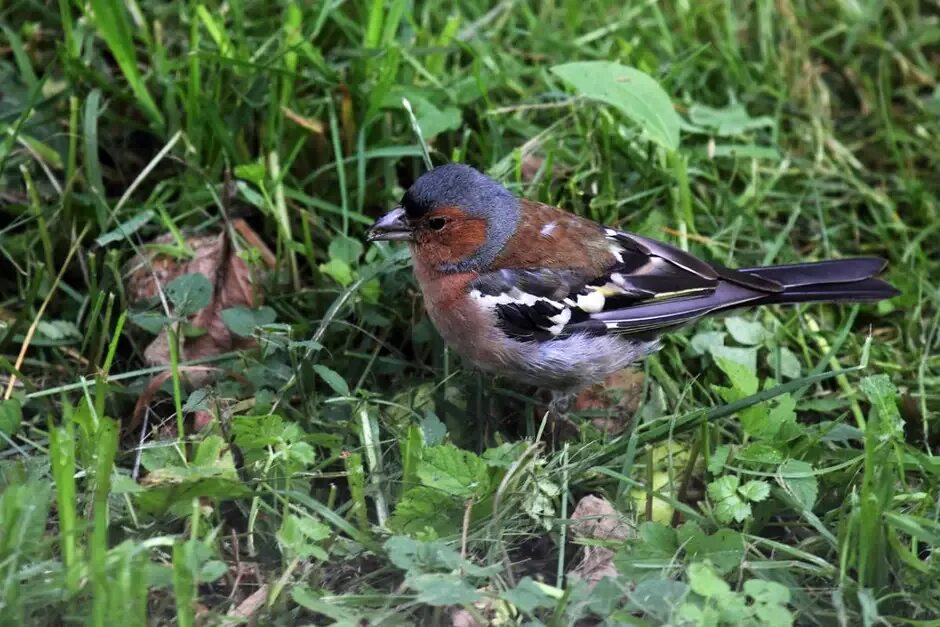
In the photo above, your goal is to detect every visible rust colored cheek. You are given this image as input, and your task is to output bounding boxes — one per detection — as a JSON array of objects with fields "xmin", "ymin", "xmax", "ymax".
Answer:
[{"xmin": 413, "ymin": 219, "xmax": 487, "ymax": 268}]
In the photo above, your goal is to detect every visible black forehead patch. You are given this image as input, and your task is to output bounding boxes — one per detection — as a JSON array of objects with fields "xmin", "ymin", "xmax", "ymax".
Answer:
[{"xmin": 400, "ymin": 188, "xmax": 429, "ymax": 219}]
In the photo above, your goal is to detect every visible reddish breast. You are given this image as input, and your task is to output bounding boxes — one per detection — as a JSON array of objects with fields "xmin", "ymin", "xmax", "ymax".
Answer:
[{"xmin": 411, "ymin": 253, "xmax": 504, "ymax": 369}]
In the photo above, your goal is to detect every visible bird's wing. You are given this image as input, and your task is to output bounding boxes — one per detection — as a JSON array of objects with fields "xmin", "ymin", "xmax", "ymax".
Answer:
[{"xmin": 470, "ymin": 229, "xmax": 784, "ymax": 341}]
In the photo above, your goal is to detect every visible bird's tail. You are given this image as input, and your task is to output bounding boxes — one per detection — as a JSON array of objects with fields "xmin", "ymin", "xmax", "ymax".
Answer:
[
  {"xmin": 735, "ymin": 257, "xmax": 899, "ymax": 307},
  {"xmin": 589, "ymin": 257, "xmax": 898, "ymax": 334}
]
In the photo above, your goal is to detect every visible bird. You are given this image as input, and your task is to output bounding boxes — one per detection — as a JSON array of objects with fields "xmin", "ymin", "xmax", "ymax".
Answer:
[{"xmin": 367, "ymin": 163, "xmax": 898, "ymax": 413}]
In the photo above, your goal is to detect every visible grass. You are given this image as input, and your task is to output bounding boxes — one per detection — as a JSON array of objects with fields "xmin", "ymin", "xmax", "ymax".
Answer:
[{"xmin": 0, "ymin": 0, "xmax": 938, "ymax": 624}]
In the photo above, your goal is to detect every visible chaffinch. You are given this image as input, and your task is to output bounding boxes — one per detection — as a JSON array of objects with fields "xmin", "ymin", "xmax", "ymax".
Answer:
[{"xmin": 367, "ymin": 164, "xmax": 898, "ymax": 409}]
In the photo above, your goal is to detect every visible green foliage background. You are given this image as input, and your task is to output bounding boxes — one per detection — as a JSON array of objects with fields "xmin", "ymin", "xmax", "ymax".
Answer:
[{"xmin": 0, "ymin": 1, "xmax": 937, "ymax": 625}]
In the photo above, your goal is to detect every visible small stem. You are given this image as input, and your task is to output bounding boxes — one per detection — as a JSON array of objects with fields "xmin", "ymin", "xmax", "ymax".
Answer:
[{"xmin": 669, "ymin": 150, "xmax": 694, "ymax": 247}]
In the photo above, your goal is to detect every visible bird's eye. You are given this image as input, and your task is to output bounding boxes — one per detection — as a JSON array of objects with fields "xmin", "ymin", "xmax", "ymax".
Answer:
[{"xmin": 428, "ymin": 217, "xmax": 447, "ymax": 231}]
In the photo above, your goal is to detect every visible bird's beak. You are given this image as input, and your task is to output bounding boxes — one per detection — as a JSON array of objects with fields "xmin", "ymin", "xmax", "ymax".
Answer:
[{"xmin": 367, "ymin": 206, "xmax": 413, "ymax": 242}]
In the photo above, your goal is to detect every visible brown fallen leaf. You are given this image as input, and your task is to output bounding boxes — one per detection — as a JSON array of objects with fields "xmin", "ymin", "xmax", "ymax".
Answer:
[
  {"xmin": 574, "ymin": 368, "xmax": 644, "ymax": 435},
  {"xmin": 567, "ymin": 495, "xmax": 634, "ymax": 587},
  {"xmin": 228, "ymin": 584, "xmax": 268, "ymax": 622},
  {"xmin": 450, "ymin": 608, "xmax": 482, "ymax": 627},
  {"xmin": 519, "ymin": 153, "xmax": 571, "ymax": 184},
  {"xmin": 125, "ymin": 219, "xmax": 274, "ymax": 389}
]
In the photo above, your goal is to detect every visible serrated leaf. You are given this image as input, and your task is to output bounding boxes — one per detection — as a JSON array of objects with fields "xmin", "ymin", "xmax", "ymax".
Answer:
[
  {"xmin": 708, "ymin": 475, "xmax": 752, "ymax": 523},
  {"xmin": 739, "ymin": 480, "xmax": 771, "ymax": 503},
  {"xmin": 420, "ymin": 411, "xmax": 447, "ymax": 446},
  {"xmin": 389, "ymin": 486, "xmax": 463, "ymax": 537},
  {"xmin": 724, "ymin": 316, "xmax": 767, "ymax": 345},
  {"xmin": 313, "ymin": 365, "xmax": 350, "ymax": 396},
  {"xmin": 221, "ymin": 305, "xmax": 276, "ymax": 337},
  {"xmin": 708, "ymin": 444, "xmax": 731, "ymax": 474},
  {"xmin": 166, "ymin": 272, "xmax": 213, "ymax": 316},
  {"xmin": 859, "ymin": 374, "xmax": 903, "ymax": 441},
  {"xmin": 417, "ymin": 444, "xmax": 490, "ymax": 498},
  {"xmin": 551, "ymin": 61, "xmax": 681, "ymax": 151},
  {"xmin": 736, "ymin": 443, "xmax": 785, "ymax": 464}
]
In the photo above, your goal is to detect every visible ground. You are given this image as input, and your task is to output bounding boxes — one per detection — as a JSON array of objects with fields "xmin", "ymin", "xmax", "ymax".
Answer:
[{"xmin": 0, "ymin": 1, "xmax": 938, "ymax": 625}]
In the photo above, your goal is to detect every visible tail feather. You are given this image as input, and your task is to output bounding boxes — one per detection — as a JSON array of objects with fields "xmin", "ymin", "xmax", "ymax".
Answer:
[
  {"xmin": 584, "ymin": 257, "xmax": 898, "ymax": 334},
  {"xmin": 739, "ymin": 257, "xmax": 889, "ymax": 289}
]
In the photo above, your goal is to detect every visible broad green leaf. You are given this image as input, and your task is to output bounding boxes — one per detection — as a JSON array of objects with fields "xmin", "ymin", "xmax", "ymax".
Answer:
[
  {"xmin": 743, "ymin": 579, "xmax": 791, "ymax": 605},
  {"xmin": 777, "ymin": 459, "xmax": 818, "ymax": 510},
  {"xmin": 329, "ymin": 235, "xmax": 364, "ymax": 264},
  {"xmin": 416, "ymin": 443, "xmax": 490, "ymax": 498},
  {"xmin": 503, "ymin": 577, "xmax": 556, "ymax": 614},
  {"xmin": 0, "ymin": 398, "xmax": 22, "ymax": 436},
  {"xmin": 679, "ymin": 523, "xmax": 745, "ymax": 575},
  {"xmin": 615, "ymin": 522, "xmax": 679, "ymax": 580},
  {"xmin": 689, "ymin": 330, "xmax": 727, "ymax": 356},
  {"xmin": 182, "ymin": 388, "xmax": 211, "ymax": 413},
  {"xmin": 711, "ymin": 346, "xmax": 758, "ymax": 376},
  {"xmin": 405, "ymin": 573, "xmax": 481, "ymax": 606},
  {"xmin": 319, "ymin": 258, "xmax": 354, "ymax": 286},
  {"xmin": 777, "ymin": 347, "xmax": 802, "ymax": 380},
  {"xmin": 234, "ymin": 162, "xmax": 266, "ymax": 185},
  {"xmin": 221, "ymin": 305, "xmax": 276, "ymax": 337},
  {"xmin": 166, "ymin": 272, "xmax": 212, "ymax": 316},
  {"xmin": 384, "ymin": 536, "xmax": 497, "ymax": 577},
  {"xmin": 715, "ymin": 356, "xmax": 759, "ymax": 397},
  {"xmin": 278, "ymin": 514, "xmax": 330, "ymax": 560},
  {"xmin": 724, "ymin": 316, "xmax": 768, "ymax": 345},
  {"xmin": 551, "ymin": 61, "xmax": 681, "ymax": 151},
  {"xmin": 313, "ymin": 364, "xmax": 350, "ymax": 396},
  {"xmin": 736, "ymin": 443, "xmax": 785, "ymax": 465},
  {"xmin": 128, "ymin": 310, "xmax": 171, "ymax": 334},
  {"xmin": 687, "ymin": 562, "xmax": 731, "ymax": 599},
  {"xmin": 390, "ymin": 486, "xmax": 463, "ymax": 537}
]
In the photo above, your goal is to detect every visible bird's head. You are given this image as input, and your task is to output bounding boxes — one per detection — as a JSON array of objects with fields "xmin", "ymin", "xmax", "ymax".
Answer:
[{"xmin": 367, "ymin": 164, "xmax": 520, "ymax": 273}]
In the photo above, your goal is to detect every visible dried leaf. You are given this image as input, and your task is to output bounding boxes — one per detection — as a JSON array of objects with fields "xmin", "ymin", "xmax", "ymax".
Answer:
[
  {"xmin": 574, "ymin": 369, "xmax": 645, "ymax": 435},
  {"xmin": 568, "ymin": 495, "xmax": 634, "ymax": 586},
  {"xmin": 125, "ymin": 220, "xmax": 274, "ymax": 388},
  {"xmin": 519, "ymin": 154, "xmax": 570, "ymax": 184}
]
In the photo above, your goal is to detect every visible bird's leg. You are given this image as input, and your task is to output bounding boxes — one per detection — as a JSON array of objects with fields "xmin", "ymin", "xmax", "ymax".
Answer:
[
  {"xmin": 545, "ymin": 391, "xmax": 579, "ymax": 442},
  {"xmin": 548, "ymin": 391, "xmax": 573, "ymax": 417}
]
